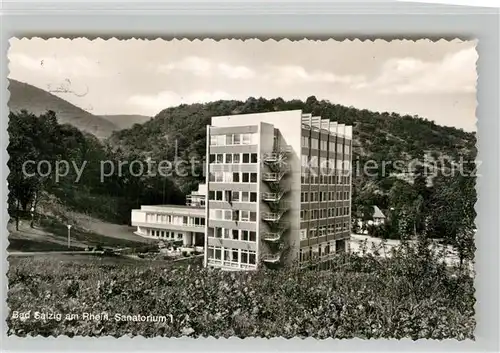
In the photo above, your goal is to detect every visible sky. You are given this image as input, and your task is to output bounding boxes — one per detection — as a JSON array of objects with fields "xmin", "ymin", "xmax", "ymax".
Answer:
[{"xmin": 8, "ymin": 38, "xmax": 477, "ymax": 131}]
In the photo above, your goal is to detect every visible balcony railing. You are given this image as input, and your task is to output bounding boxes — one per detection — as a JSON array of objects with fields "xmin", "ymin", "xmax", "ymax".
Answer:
[
  {"xmin": 262, "ymin": 167, "xmax": 290, "ymax": 182},
  {"xmin": 262, "ymin": 228, "xmax": 287, "ymax": 242},
  {"xmin": 261, "ymin": 212, "xmax": 286, "ymax": 222},
  {"xmin": 263, "ymin": 146, "xmax": 292, "ymax": 164},
  {"xmin": 262, "ymin": 254, "xmax": 281, "ymax": 263},
  {"xmin": 262, "ymin": 191, "xmax": 286, "ymax": 202}
]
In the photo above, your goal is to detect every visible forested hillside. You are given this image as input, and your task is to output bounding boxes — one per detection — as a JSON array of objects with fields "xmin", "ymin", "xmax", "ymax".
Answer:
[
  {"xmin": 8, "ymin": 79, "xmax": 118, "ymax": 139},
  {"xmin": 7, "ymin": 110, "xmax": 185, "ymax": 225}
]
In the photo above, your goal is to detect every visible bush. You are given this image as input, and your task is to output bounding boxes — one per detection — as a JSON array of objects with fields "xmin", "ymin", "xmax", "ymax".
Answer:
[{"xmin": 6, "ymin": 241, "xmax": 474, "ymax": 339}]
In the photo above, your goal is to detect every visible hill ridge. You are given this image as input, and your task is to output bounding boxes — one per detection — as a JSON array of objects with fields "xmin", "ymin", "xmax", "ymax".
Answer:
[{"xmin": 8, "ymin": 79, "xmax": 118, "ymax": 139}]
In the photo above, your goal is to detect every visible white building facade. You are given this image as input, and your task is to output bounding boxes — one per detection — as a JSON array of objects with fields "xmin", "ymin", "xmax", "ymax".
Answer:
[
  {"xmin": 131, "ymin": 184, "xmax": 206, "ymax": 252},
  {"xmin": 132, "ymin": 110, "xmax": 353, "ymax": 270},
  {"xmin": 205, "ymin": 110, "xmax": 353, "ymax": 270}
]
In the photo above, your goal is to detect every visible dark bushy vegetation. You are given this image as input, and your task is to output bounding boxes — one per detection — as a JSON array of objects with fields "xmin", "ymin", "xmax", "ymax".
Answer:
[
  {"xmin": 7, "ymin": 241, "xmax": 474, "ymax": 339},
  {"xmin": 8, "ymin": 110, "xmax": 185, "ymax": 225}
]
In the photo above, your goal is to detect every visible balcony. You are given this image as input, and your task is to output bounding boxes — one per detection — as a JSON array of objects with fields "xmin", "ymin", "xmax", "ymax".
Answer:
[
  {"xmin": 262, "ymin": 227, "xmax": 287, "ymax": 242},
  {"xmin": 262, "ymin": 167, "xmax": 290, "ymax": 183},
  {"xmin": 261, "ymin": 212, "xmax": 286, "ymax": 222},
  {"xmin": 262, "ymin": 253, "xmax": 281, "ymax": 264},
  {"xmin": 262, "ymin": 191, "xmax": 286, "ymax": 202},
  {"xmin": 263, "ymin": 146, "xmax": 292, "ymax": 164}
]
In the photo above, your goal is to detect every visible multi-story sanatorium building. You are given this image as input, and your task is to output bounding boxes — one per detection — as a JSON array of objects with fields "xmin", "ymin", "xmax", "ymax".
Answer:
[{"xmin": 132, "ymin": 110, "xmax": 353, "ymax": 270}]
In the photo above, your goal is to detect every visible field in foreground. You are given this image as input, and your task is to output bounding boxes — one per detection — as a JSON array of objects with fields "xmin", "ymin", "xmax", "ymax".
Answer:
[{"xmin": 7, "ymin": 243, "xmax": 475, "ymax": 339}]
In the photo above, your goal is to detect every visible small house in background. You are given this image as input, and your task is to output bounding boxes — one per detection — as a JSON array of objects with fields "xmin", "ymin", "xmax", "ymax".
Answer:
[{"xmin": 372, "ymin": 206, "xmax": 386, "ymax": 225}]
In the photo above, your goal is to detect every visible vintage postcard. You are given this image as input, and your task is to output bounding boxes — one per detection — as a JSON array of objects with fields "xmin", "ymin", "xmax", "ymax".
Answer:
[{"xmin": 6, "ymin": 38, "xmax": 477, "ymax": 339}]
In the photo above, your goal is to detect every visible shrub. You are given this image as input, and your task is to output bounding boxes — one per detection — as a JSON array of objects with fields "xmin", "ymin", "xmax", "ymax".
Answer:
[{"xmin": 6, "ymin": 241, "xmax": 474, "ymax": 339}]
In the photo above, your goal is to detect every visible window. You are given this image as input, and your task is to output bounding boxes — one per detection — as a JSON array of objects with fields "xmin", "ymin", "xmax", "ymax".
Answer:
[
  {"xmin": 250, "ymin": 192, "xmax": 257, "ymax": 202},
  {"xmin": 209, "ymin": 172, "xmax": 224, "ymax": 182},
  {"xmin": 249, "ymin": 231, "xmax": 256, "ymax": 241},
  {"xmin": 300, "ymin": 229, "xmax": 307, "ymax": 240},
  {"xmin": 242, "ymin": 173, "xmax": 249, "ymax": 183},
  {"xmin": 233, "ymin": 172, "xmax": 240, "ymax": 182},
  {"xmin": 232, "ymin": 250, "xmax": 239, "ymax": 262},
  {"xmin": 301, "ymin": 136, "xmax": 309, "ymax": 147},
  {"xmin": 242, "ymin": 153, "xmax": 250, "ymax": 163},
  {"xmin": 226, "ymin": 134, "xmax": 233, "ymax": 145},
  {"xmin": 251, "ymin": 153, "xmax": 258, "ymax": 163},
  {"xmin": 241, "ymin": 230, "xmax": 249, "ymax": 241},
  {"xmin": 225, "ymin": 154, "xmax": 233, "ymax": 163},
  {"xmin": 240, "ymin": 211, "xmax": 250, "ymax": 222},
  {"xmin": 311, "ymin": 138, "xmax": 319, "ymax": 149},
  {"xmin": 233, "ymin": 134, "xmax": 241, "ymax": 144},
  {"xmin": 208, "ymin": 247, "xmax": 215, "ymax": 258},
  {"xmin": 301, "ymin": 155, "xmax": 308, "ymax": 167},
  {"xmin": 250, "ymin": 173, "xmax": 257, "ymax": 183},
  {"xmin": 232, "ymin": 229, "xmax": 239, "ymax": 240},
  {"xmin": 214, "ymin": 227, "xmax": 222, "ymax": 238},
  {"xmin": 233, "ymin": 153, "xmax": 241, "ymax": 163},
  {"xmin": 242, "ymin": 134, "xmax": 251, "ymax": 145},
  {"xmin": 232, "ymin": 191, "xmax": 240, "ymax": 202},
  {"xmin": 241, "ymin": 251, "xmax": 248, "ymax": 264},
  {"xmin": 223, "ymin": 228, "xmax": 231, "ymax": 239},
  {"xmin": 223, "ymin": 172, "xmax": 232, "ymax": 183},
  {"xmin": 241, "ymin": 250, "xmax": 257, "ymax": 264},
  {"xmin": 241, "ymin": 192, "xmax": 249, "ymax": 202}
]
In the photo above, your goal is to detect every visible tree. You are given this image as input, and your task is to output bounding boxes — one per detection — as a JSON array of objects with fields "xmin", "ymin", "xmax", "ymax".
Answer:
[{"xmin": 429, "ymin": 161, "xmax": 476, "ymax": 266}]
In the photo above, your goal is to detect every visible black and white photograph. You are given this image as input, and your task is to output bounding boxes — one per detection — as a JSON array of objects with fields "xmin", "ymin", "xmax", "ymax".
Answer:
[{"xmin": 6, "ymin": 38, "xmax": 477, "ymax": 339}]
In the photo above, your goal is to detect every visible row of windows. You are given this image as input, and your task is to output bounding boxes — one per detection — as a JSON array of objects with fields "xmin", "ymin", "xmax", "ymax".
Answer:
[
  {"xmin": 210, "ymin": 227, "xmax": 257, "ymax": 242},
  {"xmin": 299, "ymin": 224, "xmax": 349, "ymax": 240},
  {"xmin": 301, "ymin": 156, "xmax": 351, "ymax": 170},
  {"xmin": 210, "ymin": 133, "xmax": 257, "ymax": 146},
  {"xmin": 209, "ymin": 209, "xmax": 257, "ymax": 223},
  {"xmin": 145, "ymin": 229, "xmax": 184, "ymax": 240},
  {"xmin": 301, "ymin": 191, "xmax": 350, "ymax": 202},
  {"xmin": 301, "ymin": 174, "xmax": 350, "ymax": 185},
  {"xmin": 207, "ymin": 246, "xmax": 257, "ymax": 267},
  {"xmin": 300, "ymin": 207, "xmax": 350, "ymax": 221},
  {"xmin": 209, "ymin": 172, "xmax": 258, "ymax": 183},
  {"xmin": 209, "ymin": 190, "xmax": 258, "ymax": 203},
  {"xmin": 209, "ymin": 153, "xmax": 258, "ymax": 164},
  {"xmin": 145, "ymin": 213, "xmax": 205, "ymax": 227},
  {"xmin": 301, "ymin": 137, "xmax": 351, "ymax": 153},
  {"xmin": 299, "ymin": 240, "xmax": 346, "ymax": 262}
]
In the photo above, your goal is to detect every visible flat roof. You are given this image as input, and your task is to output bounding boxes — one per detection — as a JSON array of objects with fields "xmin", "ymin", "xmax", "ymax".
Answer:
[{"xmin": 149, "ymin": 204, "xmax": 204, "ymax": 209}]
